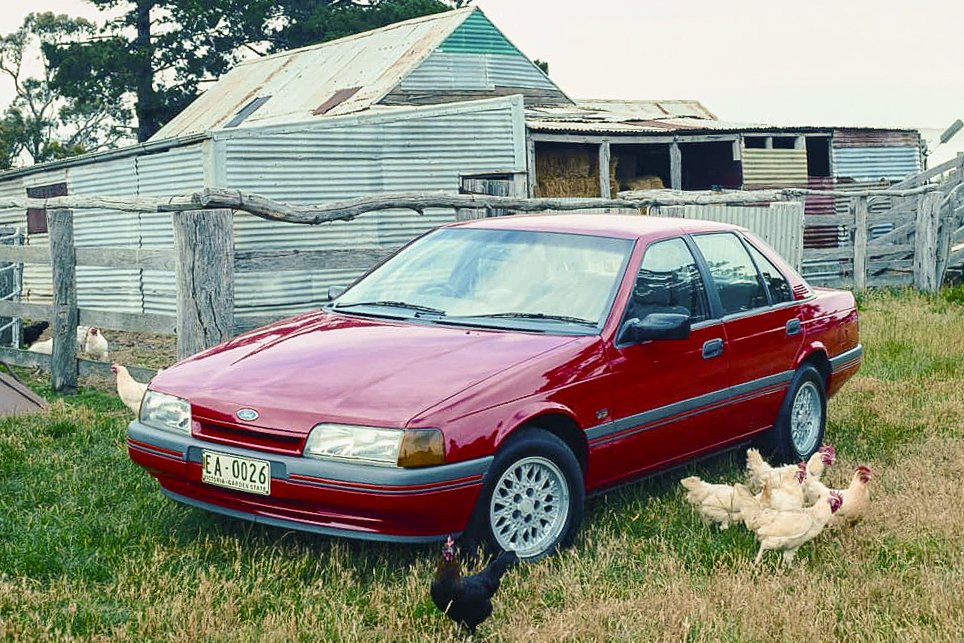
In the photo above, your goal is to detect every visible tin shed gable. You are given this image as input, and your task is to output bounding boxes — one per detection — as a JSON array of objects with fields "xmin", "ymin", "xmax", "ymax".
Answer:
[{"xmin": 385, "ymin": 9, "xmax": 571, "ymax": 107}]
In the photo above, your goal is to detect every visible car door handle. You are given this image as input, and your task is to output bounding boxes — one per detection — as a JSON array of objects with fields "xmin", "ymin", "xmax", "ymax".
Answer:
[
  {"xmin": 702, "ymin": 338, "xmax": 724, "ymax": 360},
  {"xmin": 786, "ymin": 318, "xmax": 802, "ymax": 336}
]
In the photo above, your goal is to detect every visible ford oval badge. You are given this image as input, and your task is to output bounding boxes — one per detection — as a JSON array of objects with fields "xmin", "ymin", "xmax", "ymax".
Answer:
[{"xmin": 236, "ymin": 408, "xmax": 259, "ymax": 422}]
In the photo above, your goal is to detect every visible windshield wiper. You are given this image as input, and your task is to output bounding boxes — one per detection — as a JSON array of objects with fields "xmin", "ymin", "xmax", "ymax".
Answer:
[
  {"xmin": 333, "ymin": 301, "xmax": 447, "ymax": 316},
  {"xmin": 450, "ymin": 312, "xmax": 596, "ymax": 326}
]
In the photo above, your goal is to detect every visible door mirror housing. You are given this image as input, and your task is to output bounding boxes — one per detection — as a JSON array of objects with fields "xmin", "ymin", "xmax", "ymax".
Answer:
[
  {"xmin": 327, "ymin": 285, "xmax": 347, "ymax": 301},
  {"xmin": 619, "ymin": 313, "xmax": 691, "ymax": 344}
]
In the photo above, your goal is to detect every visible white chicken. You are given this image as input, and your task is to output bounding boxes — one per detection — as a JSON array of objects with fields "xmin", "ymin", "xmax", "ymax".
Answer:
[
  {"xmin": 112, "ymin": 363, "xmax": 148, "ymax": 415},
  {"xmin": 756, "ymin": 462, "xmax": 807, "ymax": 511},
  {"xmin": 805, "ymin": 465, "xmax": 873, "ymax": 528},
  {"xmin": 745, "ymin": 445, "xmax": 835, "ymax": 493},
  {"xmin": 735, "ymin": 484, "xmax": 843, "ymax": 565},
  {"xmin": 81, "ymin": 327, "xmax": 109, "ymax": 361},
  {"xmin": 27, "ymin": 338, "xmax": 52, "ymax": 354},
  {"xmin": 679, "ymin": 476, "xmax": 743, "ymax": 529}
]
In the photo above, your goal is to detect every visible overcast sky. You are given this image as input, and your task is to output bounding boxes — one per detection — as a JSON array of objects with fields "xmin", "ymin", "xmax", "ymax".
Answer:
[{"xmin": 1, "ymin": 0, "xmax": 960, "ymax": 133}]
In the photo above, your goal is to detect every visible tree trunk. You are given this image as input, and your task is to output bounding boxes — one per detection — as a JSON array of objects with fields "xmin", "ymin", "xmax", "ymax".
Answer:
[{"xmin": 135, "ymin": 0, "xmax": 159, "ymax": 142}]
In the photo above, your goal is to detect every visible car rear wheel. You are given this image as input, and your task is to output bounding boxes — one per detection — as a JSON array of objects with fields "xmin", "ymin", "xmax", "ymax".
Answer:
[
  {"xmin": 464, "ymin": 428, "xmax": 584, "ymax": 561},
  {"xmin": 769, "ymin": 364, "xmax": 827, "ymax": 463}
]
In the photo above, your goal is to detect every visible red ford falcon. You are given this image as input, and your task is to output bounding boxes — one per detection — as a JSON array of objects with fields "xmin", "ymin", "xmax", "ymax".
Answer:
[{"xmin": 127, "ymin": 214, "xmax": 861, "ymax": 560}]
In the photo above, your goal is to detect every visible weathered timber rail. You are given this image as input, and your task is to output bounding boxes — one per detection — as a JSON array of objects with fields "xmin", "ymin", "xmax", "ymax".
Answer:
[{"xmin": 0, "ymin": 173, "xmax": 959, "ymax": 394}]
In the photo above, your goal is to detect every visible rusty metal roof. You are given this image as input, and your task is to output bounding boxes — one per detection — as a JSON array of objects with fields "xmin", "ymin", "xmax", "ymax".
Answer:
[
  {"xmin": 526, "ymin": 101, "xmax": 919, "ymax": 137},
  {"xmin": 152, "ymin": 8, "xmax": 476, "ymax": 140}
]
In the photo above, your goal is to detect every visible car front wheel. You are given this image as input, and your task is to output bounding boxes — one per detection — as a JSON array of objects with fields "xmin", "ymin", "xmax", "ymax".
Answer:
[
  {"xmin": 465, "ymin": 428, "xmax": 585, "ymax": 561},
  {"xmin": 770, "ymin": 363, "xmax": 827, "ymax": 462}
]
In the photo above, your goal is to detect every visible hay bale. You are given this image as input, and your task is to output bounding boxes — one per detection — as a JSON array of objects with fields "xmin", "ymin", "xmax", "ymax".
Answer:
[
  {"xmin": 622, "ymin": 175, "xmax": 665, "ymax": 191},
  {"xmin": 534, "ymin": 177, "xmax": 600, "ymax": 198}
]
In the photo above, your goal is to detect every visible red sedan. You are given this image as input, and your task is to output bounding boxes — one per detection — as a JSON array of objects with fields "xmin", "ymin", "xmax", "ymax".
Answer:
[{"xmin": 127, "ymin": 214, "xmax": 861, "ymax": 560}]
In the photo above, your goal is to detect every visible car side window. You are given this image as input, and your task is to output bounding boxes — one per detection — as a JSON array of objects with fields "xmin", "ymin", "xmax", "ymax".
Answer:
[
  {"xmin": 745, "ymin": 241, "xmax": 793, "ymax": 304},
  {"xmin": 627, "ymin": 237, "xmax": 709, "ymax": 324},
  {"xmin": 693, "ymin": 233, "xmax": 768, "ymax": 315}
]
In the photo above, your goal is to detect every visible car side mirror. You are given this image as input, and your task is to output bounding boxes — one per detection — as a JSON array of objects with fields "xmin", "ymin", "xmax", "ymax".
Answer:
[
  {"xmin": 327, "ymin": 285, "xmax": 347, "ymax": 301},
  {"xmin": 618, "ymin": 313, "xmax": 691, "ymax": 344}
]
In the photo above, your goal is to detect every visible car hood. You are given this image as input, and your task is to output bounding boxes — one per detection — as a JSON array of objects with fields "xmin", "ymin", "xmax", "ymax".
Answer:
[{"xmin": 151, "ymin": 311, "xmax": 579, "ymax": 434}]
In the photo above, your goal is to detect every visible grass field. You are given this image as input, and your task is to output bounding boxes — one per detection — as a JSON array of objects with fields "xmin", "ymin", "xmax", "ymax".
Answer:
[{"xmin": 1, "ymin": 288, "xmax": 963, "ymax": 641}]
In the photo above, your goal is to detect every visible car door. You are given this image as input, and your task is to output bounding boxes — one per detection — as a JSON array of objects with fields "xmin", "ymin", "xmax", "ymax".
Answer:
[
  {"xmin": 597, "ymin": 236, "xmax": 729, "ymax": 486},
  {"xmin": 691, "ymin": 232, "xmax": 804, "ymax": 439}
]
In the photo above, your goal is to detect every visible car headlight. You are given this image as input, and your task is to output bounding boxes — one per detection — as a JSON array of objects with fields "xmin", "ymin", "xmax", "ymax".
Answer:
[
  {"xmin": 140, "ymin": 390, "xmax": 191, "ymax": 435},
  {"xmin": 304, "ymin": 424, "xmax": 444, "ymax": 467}
]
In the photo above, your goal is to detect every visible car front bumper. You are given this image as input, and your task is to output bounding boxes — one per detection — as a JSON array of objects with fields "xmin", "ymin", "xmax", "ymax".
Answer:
[{"xmin": 127, "ymin": 420, "xmax": 491, "ymax": 542}]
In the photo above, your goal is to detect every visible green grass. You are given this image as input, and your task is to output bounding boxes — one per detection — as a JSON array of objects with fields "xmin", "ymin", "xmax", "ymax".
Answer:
[{"xmin": 1, "ymin": 288, "xmax": 963, "ymax": 641}]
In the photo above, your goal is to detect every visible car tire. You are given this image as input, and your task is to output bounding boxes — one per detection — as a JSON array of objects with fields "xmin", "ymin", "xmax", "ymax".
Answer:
[
  {"xmin": 463, "ymin": 427, "xmax": 585, "ymax": 562},
  {"xmin": 766, "ymin": 363, "xmax": 827, "ymax": 464}
]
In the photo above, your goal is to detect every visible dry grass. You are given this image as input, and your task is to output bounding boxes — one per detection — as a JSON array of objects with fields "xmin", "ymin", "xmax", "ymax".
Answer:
[{"xmin": 1, "ymin": 287, "xmax": 963, "ymax": 641}]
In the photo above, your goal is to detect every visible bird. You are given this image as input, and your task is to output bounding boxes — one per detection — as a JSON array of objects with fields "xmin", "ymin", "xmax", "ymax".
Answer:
[
  {"xmin": 27, "ymin": 338, "xmax": 52, "ymax": 354},
  {"xmin": 679, "ymin": 476, "xmax": 743, "ymax": 530},
  {"xmin": 430, "ymin": 537, "xmax": 518, "ymax": 634},
  {"xmin": 112, "ymin": 363, "xmax": 149, "ymax": 415},
  {"xmin": 83, "ymin": 327, "xmax": 109, "ymax": 361},
  {"xmin": 756, "ymin": 462, "xmax": 807, "ymax": 511},
  {"xmin": 746, "ymin": 445, "xmax": 835, "ymax": 493},
  {"xmin": 735, "ymin": 484, "xmax": 843, "ymax": 565},
  {"xmin": 21, "ymin": 320, "xmax": 48, "ymax": 347},
  {"xmin": 806, "ymin": 465, "xmax": 873, "ymax": 528}
]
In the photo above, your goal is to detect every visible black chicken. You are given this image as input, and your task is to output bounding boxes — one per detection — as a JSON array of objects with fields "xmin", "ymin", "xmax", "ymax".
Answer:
[
  {"xmin": 430, "ymin": 537, "xmax": 518, "ymax": 634},
  {"xmin": 21, "ymin": 321, "xmax": 49, "ymax": 347}
]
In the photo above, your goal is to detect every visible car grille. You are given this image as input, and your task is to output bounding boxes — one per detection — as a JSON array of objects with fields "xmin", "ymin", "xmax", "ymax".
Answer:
[{"xmin": 194, "ymin": 421, "xmax": 305, "ymax": 456}]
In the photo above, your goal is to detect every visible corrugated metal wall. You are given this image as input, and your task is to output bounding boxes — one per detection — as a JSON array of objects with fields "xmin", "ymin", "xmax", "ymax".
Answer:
[
  {"xmin": 135, "ymin": 146, "xmax": 206, "ymax": 315},
  {"xmin": 0, "ymin": 144, "xmax": 206, "ymax": 313},
  {"xmin": 831, "ymin": 147, "xmax": 921, "ymax": 182},
  {"xmin": 654, "ymin": 203, "xmax": 804, "ymax": 269},
  {"xmin": 218, "ymin": 97, "xmax": 526, "ymax": 320},
  {"xmin": 741, "ymin": 148, "xmax": 808, "ymax": 187}
]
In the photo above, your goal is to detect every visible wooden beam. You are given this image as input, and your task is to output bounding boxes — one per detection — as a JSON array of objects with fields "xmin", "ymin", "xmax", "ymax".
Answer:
[
  {"xmin": 852, "ymin": 197, "xmax": 869, "ymax": 291},
  {"xmin": 234, "ymin": 248, "xmax": 394, "ymax": 274},
  {"xmin": 526, "ymin": 137, "xmax": 536, "ymax": 197},
  {"xmin": 914, "ymin": 192, "xmax": 942, "ymax": 292},
  {"xmin": 48, "ymin": 209, "xmax": 78, "ymax": 394},
  {"xmin": 0, "ymin": 346, "xmax": 158, "ymax": 382},
  {"xmin": 0, "ymin": 301, "xmax": 51, "ymax": 320},
  {"xmin": 79, "ymin": 309, "xmax": 177, "ymax": 335},
  {"xmin": 669, "ymin": 143, "xmax": 682, "ymax": 190},
  {"xmin": 598, "ymin": 141, "xmax": 611, "ymax": 199},
  {"xmin": 0, "ymin": 246, "xmax": 51, "ymax": 264},
  {"xmin": 174, "ymin": 210, "xmax": 234, "ymax": 361}
]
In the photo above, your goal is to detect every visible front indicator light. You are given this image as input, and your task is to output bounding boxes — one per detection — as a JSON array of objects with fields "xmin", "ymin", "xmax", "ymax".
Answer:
[{"xmin": 397, "ymin": 428, "xmax": 445, "ymax": 468}]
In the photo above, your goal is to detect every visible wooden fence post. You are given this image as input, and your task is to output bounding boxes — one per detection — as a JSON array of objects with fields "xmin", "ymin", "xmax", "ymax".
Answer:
[
  {"xmin": 173, "ymin": 209, "xmax": 234, "ymax": 361},
  {"xmin": 852, "ymin": 197, "xmax": 868, "ymax": 291},
  {"xmin": 914, "ymin": 192, "xmax": 942, "ymax": 292},
  {"xmin": 48, "ymin": 209, "xmax": 78, "ymax": 393}
]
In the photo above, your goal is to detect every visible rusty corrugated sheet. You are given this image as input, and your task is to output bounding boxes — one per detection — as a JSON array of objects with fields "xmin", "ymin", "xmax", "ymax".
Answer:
[{"xmin": 833, "ymin": 129, "xmax": 920, "ymax": 148}]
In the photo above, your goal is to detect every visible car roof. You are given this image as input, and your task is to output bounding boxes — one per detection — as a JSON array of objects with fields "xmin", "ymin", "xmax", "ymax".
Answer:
[{"xmin": 446, "ymin": 213, "xmax": 744, "ymax": 240}]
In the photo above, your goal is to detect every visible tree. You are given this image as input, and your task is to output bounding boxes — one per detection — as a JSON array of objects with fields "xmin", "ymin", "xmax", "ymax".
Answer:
[
  {"xmin": 48, "ymin": 0, "xmax": 467, "ymax": 143},
  {"xmin": 0, "ymin": 13, "xmax": 130, "ymax": 168}
]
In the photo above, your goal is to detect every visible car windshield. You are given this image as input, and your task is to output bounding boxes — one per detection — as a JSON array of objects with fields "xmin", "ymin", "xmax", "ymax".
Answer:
[{"xmin": 332, "ymin": 227, "xmax": 634, "ymax": 331}]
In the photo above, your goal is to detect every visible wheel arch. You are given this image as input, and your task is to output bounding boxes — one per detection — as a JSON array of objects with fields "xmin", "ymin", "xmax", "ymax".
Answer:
[
  {"xmin": 797, "ymin": 344, "xmax": 831, "ymax": 389},
  {"xmin": 495, "ymin": 408, "xmax": 589, "ymax": 476}
]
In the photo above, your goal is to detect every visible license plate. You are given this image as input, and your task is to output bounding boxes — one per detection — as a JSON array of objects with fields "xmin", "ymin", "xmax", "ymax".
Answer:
[{"xmin": 201, "ymin": 450, "xmax": 271, "ymax": 496}]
